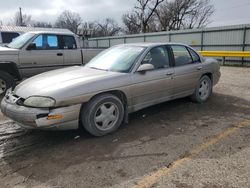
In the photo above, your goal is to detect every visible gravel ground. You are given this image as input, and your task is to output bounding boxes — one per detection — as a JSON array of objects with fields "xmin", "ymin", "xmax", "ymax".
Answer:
[{"xmin": 0, "ymin": 66, "xmax": 249, "ymax": 188}]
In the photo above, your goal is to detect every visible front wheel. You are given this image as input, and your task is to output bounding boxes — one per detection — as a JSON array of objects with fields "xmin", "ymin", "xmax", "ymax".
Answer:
[
  {"xmin": 0, "ymin": 71, "xmax": 16, "ymax": 96},
  {"xmin": 191, "ymin": 75, "xmax": 212, "ymax": 103},
  {"xmin": 81, "ymin": 94, "xmax": 124, "ymax": 137}
]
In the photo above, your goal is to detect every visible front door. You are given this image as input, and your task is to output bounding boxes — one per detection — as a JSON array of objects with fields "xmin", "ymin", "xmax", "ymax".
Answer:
[
  {"xmin": 19, "ymin": 34, "xmax": 64, "ymax": 78},
  {"xmin": 130, "ymin": 46, "xmax": 174, "ymax": 111}
]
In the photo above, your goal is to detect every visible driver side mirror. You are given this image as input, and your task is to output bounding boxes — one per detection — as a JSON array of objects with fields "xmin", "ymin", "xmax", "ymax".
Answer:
[
  {"xmin": 137, "ymin": 64, "xmax": 154, "ymax": 73},
  {"xmin": 27, "ymin": 43, "xmax": 37, "ymax": 51}
]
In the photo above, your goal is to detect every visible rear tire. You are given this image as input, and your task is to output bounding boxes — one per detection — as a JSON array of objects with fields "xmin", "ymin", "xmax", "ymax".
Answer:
[
  {"xmin": 191, "ymin": 75, "xmax": 212, "ymax": 103},
  {"xmin": 81, "ymin": 94, "xmax": 124, "ymax": 137},
  {"xmin": 0, "ymin": 71, "xmax": 15, "ymax": 96}
]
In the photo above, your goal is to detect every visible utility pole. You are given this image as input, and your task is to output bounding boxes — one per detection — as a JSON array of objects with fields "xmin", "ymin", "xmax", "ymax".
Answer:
[{"xmin": 19, "ymin": 7, "xmax": 23, "ymax": 26}]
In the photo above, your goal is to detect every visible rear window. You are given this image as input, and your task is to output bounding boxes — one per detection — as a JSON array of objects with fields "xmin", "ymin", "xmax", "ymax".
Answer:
[
  {"xmin": 62, "ymin": 35, "xmax": 77, "ymax": 49},
  {"xmin": 171, "ymin": 45, "xmax": 193, "ymax": 67},
  {"xmin": 188, "ymin": 48, "xmax": 201, "ymax": 63},
  {"xmin": 1, "ymin": 32, "xmax": 20, "ymax": 43}
]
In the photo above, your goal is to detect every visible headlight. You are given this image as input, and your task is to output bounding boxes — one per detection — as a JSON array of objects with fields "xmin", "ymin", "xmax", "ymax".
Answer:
[{"xmin": 24, "ymin": 96, "xmax": 56, "ymax": 108}]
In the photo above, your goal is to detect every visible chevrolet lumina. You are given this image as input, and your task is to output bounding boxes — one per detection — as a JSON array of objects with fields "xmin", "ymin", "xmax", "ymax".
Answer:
[{"xmin": 0, "ymin": 43, "xmax": 220, "ymax": 136}]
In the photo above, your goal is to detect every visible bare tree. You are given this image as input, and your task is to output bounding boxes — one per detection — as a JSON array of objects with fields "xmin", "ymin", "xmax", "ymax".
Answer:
[
  {"xmin": 82, "ymin": 19, "xmax": 121, "ymax": 37},
  {"xmin": 123, "ymin": 0, "xmax": 165, "ymax": 34},
  {"xmin": 184, "ymin": 0, "xmax": 215, "ymax": 29},
  {"xmin": 155, "ymin": 1, "xmax": 175, "ymax": 31},
  {"xmin": 122, "ymin": 13, "xmax": 141, "ymax": 34},
  {"xmin": 136, "ymin": 0, "xmax": 165, "ymax": 32},
  {"xmin": 156, "ymin": 0, "xmax": 215, "ymax": 31},
  {"xmin": 55, "ymin": 10, "xmax": 82, "ymax": 33},
  {"xmin": 79, "ymin": 22, "xmax": 98, "ymax": 37},
  {"xmin": 13, "ymin": 9, "xmax": 32, "ymax": 26},
  {"xmin": 33, "ymin": 21, "xmax": 52, "ymax": 28},
  {"xmin": 94, "ymin": 18, "xmax": 121, "ymax": 37}
]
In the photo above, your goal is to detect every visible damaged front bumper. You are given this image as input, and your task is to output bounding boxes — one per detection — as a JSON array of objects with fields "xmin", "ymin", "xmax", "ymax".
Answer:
[{"xmin": 0, "ymin": 94, "xmax": 81, "ymax": 130}]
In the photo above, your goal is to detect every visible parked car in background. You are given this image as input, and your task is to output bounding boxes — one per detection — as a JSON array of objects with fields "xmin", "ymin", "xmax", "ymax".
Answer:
[
  {"xmin": 0, "ymin": 30, "xmax": 102, "ymax": 96},
  {"xmin": 1, "ymin": 43, "xmax": 221, "ymax": 136}
]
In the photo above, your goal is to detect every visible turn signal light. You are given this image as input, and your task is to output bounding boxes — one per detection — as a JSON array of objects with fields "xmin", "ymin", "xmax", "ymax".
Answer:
[{"xmin": 47, "ymin": 115, "xmax": 63, "ymax": 120}]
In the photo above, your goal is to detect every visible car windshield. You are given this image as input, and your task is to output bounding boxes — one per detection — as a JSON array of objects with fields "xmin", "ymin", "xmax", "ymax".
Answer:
[
  {"xmin": 86, "ymin": 45, "xmax": 145, "ymax": 73},
  {"xmin": 7, "ymin": 33, "xmax": 35, "ymax": 49}
]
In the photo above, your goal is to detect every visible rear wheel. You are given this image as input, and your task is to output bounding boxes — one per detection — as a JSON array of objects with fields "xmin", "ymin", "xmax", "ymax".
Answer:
[
  {"xmin": 0, "ymin": 71, "xmax": 15, "ymax": 96},
  {"xmin": 81, "ymin": 94, "xmax": 124, "ymax": 136},
  {"xmin": 191, "ymin": 75, "xmax": 212, "ymax": 103}
]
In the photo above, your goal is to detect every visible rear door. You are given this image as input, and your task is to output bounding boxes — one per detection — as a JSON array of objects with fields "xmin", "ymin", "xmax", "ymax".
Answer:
[
  {"xmin": 19, "ymin": 34, "xmax": 64, "ymax": 77},
  {"xmin": 170, "ymin": 45, "xmax": 203, "ymax": 98},
  {"xmin": 61, "ymin": 35, "xmax": 82, "ymax": 66}
]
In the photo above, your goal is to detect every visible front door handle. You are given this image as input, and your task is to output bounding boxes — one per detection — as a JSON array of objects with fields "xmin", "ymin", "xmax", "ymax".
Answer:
[
  {"xmin": 197, "ymin": 66, "xmax": 203, "ymax": 70},
  {"xmin": 57, "ymin": 53, "xmax": 63, "ymax": 56}
]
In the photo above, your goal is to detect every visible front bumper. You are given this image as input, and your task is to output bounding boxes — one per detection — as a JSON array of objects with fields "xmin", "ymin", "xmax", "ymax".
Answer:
[{"xmin": 0, "ymin": 94, "xmax": 81, "ymax": 130}]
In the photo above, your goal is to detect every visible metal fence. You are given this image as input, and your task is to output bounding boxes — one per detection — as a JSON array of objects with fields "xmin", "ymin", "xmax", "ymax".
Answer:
[{"xmin": 88, "ymin": 24, "xmax": 250, "ymax": 65}]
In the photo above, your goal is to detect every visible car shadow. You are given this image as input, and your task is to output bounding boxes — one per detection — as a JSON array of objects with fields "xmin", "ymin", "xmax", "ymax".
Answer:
[{"xmin": 0, "ymin": 92, "xmax": 250, "ymax": 184}]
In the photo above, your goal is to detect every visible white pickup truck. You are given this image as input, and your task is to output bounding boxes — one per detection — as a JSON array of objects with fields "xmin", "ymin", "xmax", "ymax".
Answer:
[{"xmin": 0, "ymin": 31, "xmax": 103, "ymax": 95}]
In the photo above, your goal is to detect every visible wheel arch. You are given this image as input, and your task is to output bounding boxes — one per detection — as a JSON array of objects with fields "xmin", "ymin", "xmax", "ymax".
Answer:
[
  {"xmin": 86, "ymin": 90, "xmax": 128, "ymax": 107},
  {"xmin": 78, "ymin": 90, "xmax": 129, "ymax": 129},
  {"xmin": 201, "ymin": 72, "xmax": 213, "ymax": 83},
  {"xmin": 0, "ymin": 62, "xmax": 22, "ymax": 80}
]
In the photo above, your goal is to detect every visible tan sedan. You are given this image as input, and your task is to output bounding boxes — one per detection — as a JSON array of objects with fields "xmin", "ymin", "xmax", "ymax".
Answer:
[{"xmin": 1, "ymin": 43, "xmax": 220, "ymax": 136}]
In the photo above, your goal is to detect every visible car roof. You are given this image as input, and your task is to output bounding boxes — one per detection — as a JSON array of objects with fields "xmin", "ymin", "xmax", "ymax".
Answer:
[
  {"xmin": 116, "ymin": 42, "xmax": 190, "ymax": 48},
  {"xmin": 0, "ymin": 25, "xmax": 72, "ymax": 34},
  {"xmin": 27, "ymin": 30, "xmax": 75, "ymax": 35}
]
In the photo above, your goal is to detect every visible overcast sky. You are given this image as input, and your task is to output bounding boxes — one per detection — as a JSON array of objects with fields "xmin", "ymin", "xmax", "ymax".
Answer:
[{"xmin": 0, "ymin": 0, "xmax": 250, "ymax": 27}]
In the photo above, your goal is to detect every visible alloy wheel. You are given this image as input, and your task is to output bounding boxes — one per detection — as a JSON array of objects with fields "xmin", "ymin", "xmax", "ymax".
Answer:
[
  {"xmin": 199, "ymin": 79, "xmax": 210, "ymax": 100},
  {"xmin": 94, "ymin": 102, "xmax": 119, "ymax": 131}
]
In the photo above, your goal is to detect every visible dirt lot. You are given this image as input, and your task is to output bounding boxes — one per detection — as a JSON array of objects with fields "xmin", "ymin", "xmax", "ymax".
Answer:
[{"xmin": 0, "ymin": 66, "xmax": 249, "ymax": 188}]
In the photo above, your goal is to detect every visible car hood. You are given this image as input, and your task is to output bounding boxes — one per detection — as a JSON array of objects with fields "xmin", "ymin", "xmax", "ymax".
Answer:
[
  {"xmin": 0, "ymin": 46, "xmax": 19, "ymax": 55},
  {"xmin": 14, "ymin": 66, "xmax": 127, "ymax": 103}
]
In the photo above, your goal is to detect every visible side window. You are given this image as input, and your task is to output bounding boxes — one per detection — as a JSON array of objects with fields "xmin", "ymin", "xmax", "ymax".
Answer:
[
  {"xmin": 188, "ymin": 48, "xmax": 201, "ymax": 63},
  {"xmin": 1, "ymin": 32, "xmax": 20, "ymax": 43},
  {"xmin": 63, "ymin": 35, "xmax": 77, "ymax": 49},
  {"xmin": 47, "ymin": 35, "xmax": 59, "ymax": 49},
  {"xmin": 171, "ymin": 45, "xmax": 193, "ymax": 67},
  {"xmin": 33, "ymin": 35, "xmax": 43, "ymax": 49},
  {"xmin": 32, "ymin": 35, "xmax": 59, "ymax": 50},
  {"xmin": 142, "ymin": 46, "xmax": 170, "ymax": 69}
]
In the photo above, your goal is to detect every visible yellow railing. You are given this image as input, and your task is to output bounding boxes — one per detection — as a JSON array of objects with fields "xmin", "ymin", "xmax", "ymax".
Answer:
[
  {"xmin": 199, "ymin": 51, "xmax": 250, "ymax": 58},
  {"xmin": 198, "ymin": 51, "xmax": 250, "ymax": 65}
]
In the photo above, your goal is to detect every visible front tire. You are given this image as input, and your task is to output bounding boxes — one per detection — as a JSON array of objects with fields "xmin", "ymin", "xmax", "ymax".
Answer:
[
  {"xmin": 191, "ymin": 75, "xmax": 212, "ymax": 103},
  {"xmin": 81, "ymin": 94, "xmax": 124, "ymax": 137},
  {"xmin": 0, "ymin": 71, "xmax": 15, "ymax": 96}
]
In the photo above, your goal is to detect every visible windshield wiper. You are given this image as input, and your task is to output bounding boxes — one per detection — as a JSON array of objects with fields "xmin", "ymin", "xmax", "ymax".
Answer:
[{"xmin": 4, "ymin": 45, "xmax": 10, "ymax": 48}]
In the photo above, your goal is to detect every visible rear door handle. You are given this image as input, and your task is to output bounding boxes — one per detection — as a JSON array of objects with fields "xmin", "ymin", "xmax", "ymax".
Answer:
[
  {"xmin": 57, "ymin": 53, "xmax": 63, "ymax": 56},
  {"xmin": 197, "ymin": 66, "xmax": 203, "ymax": 70}
]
